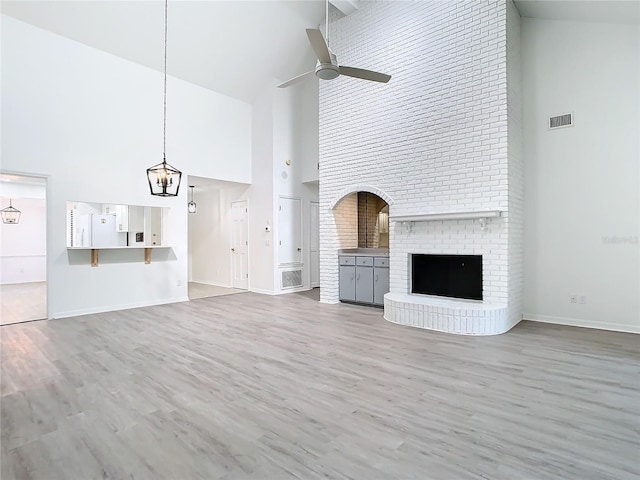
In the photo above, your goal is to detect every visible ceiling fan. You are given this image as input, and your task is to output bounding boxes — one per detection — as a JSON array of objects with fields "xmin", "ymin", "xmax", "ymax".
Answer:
[{"xmin": 278, "ymin": 0, "xmax": 391, "ymax": 88}]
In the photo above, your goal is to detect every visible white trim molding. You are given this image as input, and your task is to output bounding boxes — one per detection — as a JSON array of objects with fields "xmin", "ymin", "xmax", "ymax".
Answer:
[
  {"xmin": 390, "ymin": 210, "xmax": 502, "ymax": 223},
  {"xmin": 524, "ymin": 314, "xmax": 640, "ymax": 335}
]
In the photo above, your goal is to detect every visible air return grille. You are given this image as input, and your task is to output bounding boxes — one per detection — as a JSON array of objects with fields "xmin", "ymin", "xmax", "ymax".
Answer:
[
  {"xmin": 549, "ymin": 113, "xmax": 573, "ymax": 129},
  {"xmin": 281, "ymin": 270, "xmax": 303, "ymax": 289}
]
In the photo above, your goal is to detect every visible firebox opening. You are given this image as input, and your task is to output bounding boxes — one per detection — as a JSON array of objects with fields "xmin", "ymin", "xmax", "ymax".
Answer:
[{"xmin": 411, "ymin": 254, "xmax": 483, "ymax": 301}]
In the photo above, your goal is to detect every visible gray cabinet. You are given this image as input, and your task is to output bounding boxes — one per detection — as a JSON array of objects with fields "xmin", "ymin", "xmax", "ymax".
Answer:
[
  {"xmin": 355, "ymin": 256, "xmax": 374, "ymax": 304},
  {"xmin": 339, "ymin": 256, "xmax": 356, "ymax": 302},
  {"xmin": 339, "ymin": 255, "xmax": 389, "ymax": 306},
  {"xmin": 373, "ymin": 256, "xmax": 389, "ymax": 306}
]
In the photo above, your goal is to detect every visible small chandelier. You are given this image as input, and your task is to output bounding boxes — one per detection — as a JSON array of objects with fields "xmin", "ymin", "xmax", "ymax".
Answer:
[
  {"xmin": 147, "ymin": 0, "xmax": 182, "ymax": 197},
  {"xmin": 1, "ymin": 199, "xmax": 21, "ymax": 224},
  {"xmin": 188, "ymin": 186, "xmax": 197, "ymax": 213}
]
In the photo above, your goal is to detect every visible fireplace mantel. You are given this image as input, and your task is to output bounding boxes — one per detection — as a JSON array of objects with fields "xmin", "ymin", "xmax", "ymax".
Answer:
[{"xmin": 390, "ymin": 210, "xmax": 502, "ymax": 223}]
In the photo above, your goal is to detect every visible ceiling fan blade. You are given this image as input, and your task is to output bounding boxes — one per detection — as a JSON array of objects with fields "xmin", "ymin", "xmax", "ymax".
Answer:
[
  {"xmin": 339, "ymin": 66, "xmax": 391, "ymax": 83},
  {"xmin": 277, "ymin": 71, "xmax": 315, "ymax": 89},
  {"xmin": 306, "ymin": 29, "xmax": 331, "ymax": 64}
]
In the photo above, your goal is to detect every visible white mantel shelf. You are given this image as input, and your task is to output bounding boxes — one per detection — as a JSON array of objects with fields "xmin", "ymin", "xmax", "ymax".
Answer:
[
  {"xmin": 390, "ymin": 210, "xmax": 502, "ymax": 223},
  {"xmin": 67, "ymin": 246, "xmax": 170, "ymax": 267}
]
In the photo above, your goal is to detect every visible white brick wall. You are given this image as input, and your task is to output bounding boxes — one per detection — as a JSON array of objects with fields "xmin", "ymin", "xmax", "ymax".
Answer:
[
  {"xmin": 319, "ymin": 0, "xmax": 522, "ymax": 333},
  {"xmin": 506, "ymin": 0, "xmax": 524, "ymax": 329}
]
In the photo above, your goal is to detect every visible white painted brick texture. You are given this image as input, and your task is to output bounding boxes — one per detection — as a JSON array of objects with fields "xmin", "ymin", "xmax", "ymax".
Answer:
[
  {"xmin": 319, "ymin": 0, "xmax": 522, "ymax": 334},
  {"xmin": 506, "ymin": 0, "xmax": 524, "ymax": 329}
]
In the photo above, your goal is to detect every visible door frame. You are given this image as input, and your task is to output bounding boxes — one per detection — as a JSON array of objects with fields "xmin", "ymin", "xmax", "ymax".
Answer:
[{"xmin": 0, "ymin": 169, "xmax": 51, "ymax": 321}]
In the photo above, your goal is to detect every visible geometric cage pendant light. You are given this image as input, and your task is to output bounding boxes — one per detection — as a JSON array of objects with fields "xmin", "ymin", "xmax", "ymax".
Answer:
[
  {"xmin": 187, "ymin": 185, "xmax": 197, "ymax": 213},
  {"xmin": 1, "ymin": 198, "xmax": 21, "ymax": 224},
  {"xmin": 147, "ymin": 0, "xmax": 182, "ymax": 197}
]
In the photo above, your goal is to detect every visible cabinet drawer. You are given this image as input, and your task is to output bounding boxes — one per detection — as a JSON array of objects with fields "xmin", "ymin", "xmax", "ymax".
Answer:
[
  {"xmin": 356, "ymin": 256, "xmax": 374, "ymax": 267},
  {"xmin": 374, "ymin": 257, "xmax": 389, "ymax": 267},
  {"xmin": 339, "ymin": 256, "xmax": 356, "ymax": 266}
]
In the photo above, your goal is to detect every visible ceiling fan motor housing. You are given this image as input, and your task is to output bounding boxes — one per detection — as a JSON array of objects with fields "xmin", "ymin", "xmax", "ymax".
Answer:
[{"xmin": 315, "ymin": 50, "xmax": 340, "ymax": 80}]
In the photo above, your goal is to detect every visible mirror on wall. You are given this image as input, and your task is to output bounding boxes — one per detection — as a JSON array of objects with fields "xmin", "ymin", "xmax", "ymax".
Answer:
[
  {"xmin": 357, "ymin": 192, "xmax": 389, "ymax": 248},
  {"xmin": 66, "ymin": 201, "xmax": 165, "ymax": 248}
]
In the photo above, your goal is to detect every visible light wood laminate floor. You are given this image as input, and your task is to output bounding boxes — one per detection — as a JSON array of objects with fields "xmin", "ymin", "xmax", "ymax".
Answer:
[
  {"xmin": 0, "ymin": 282, "xmax": 47, "ymax": 326},
  {"xmin": 1, "ymin": 292, "xmax": 638, "ymax": 479}
]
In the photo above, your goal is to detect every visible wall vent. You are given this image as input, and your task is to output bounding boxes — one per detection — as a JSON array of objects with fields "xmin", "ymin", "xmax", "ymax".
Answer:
[
  {"xmin": 281, "ymin": 270, "xmax": 303, "ymax": 289},
  {"xmin": 549, "ymin": 113, "xmax": 573, "ymax": 129}
]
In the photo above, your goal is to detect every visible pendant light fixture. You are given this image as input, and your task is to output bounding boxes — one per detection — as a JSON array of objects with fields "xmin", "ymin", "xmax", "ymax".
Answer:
[
  {"xmin": 188, "ymin": 186, "xmax": 197, "ymax": 213},
  {"xmin": 147, "ymin": 0, "xmax": 182, "ymax": 197},
  {"xmin": 1, "ymin": 199, "xmax": 21, "ymax": 224}
]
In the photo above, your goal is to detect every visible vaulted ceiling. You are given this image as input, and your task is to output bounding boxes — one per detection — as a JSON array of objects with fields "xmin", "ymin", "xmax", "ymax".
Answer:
[{"xmin": 1, "ymin": 0, "xmax": 638, "ymax": 103}]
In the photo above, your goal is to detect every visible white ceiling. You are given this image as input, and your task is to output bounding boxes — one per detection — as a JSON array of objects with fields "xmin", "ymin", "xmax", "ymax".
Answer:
[
  {"xmin": 1, "ymin": 0, "xmax": 326, "ymax": 103},
  {"xmin": 514, "ymin": 0, "xmax": 639, "ymax": 24},
  {"xmin": 1, "ymin": 1, "xmax": 638, "ymax": 103}
]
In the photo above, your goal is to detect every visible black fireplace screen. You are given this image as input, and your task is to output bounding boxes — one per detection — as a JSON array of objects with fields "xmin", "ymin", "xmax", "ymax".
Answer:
[{"xmin": 411, "ymin": 254, "xmax": 482, "ymax": 300}]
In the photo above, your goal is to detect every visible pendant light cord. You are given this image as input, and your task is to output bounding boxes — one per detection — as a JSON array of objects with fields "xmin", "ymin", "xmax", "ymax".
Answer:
[{"xmin": 163, "ymin": 0, "xmax": 168, "ymax": 161}]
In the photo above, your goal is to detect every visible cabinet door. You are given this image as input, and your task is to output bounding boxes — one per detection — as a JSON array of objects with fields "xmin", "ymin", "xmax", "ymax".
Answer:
[
  {"xmin": 339, "ymin": 266, "xmax": 356, "ymax": 302},
  {"xmin": 355, "ymin": 266, "xmax": 374, "ymax": 304},
  {"xmin": 374, "ymin": 267, "xmax": 389, "ymax": 305},
  {"xmin": 115, "ymin": 205, "xmax": 129, "ymax": 232}
]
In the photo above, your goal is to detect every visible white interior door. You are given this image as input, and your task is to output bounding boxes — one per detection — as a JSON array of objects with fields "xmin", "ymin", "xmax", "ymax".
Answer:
[
  {"xmin": 231, "ymin": 201, "xmax": 248, "ymax": 290},
  {"xmin": 310, "ymin": 202, "xmax": 319, "ymax": 287},
  {"xmin": 278, "ymin": 197, "xmax": 302, "ymax": 265}
]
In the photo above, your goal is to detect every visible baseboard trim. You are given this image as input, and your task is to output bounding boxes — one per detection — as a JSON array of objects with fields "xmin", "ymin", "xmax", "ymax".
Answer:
[
  {"xmin": 53, "ymin": 296, "xmax": 190, "ymax": 320},
  {"xmin": 523, "ymin": 313, "xmax": 640, "ymax": 334},
  {"xmin": 189, "ymin": 280, "xmax": 232, "ymax": 288},
  {"xmin": 249, "ymin": 288, "xmax": 277, "ymax": 296}
]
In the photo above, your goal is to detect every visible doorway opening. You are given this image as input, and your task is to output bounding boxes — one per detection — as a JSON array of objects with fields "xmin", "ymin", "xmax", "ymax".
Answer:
[
  {"xmin": 187, "ymin": 176, "xmax": 250, "ymax": 300},
  {"xmin": 0, "ymin": 173, "xmax": 48, "ymax": 325}
]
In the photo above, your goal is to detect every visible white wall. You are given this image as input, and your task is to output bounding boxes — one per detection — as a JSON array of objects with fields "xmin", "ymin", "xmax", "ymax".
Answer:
[
  {"xmin": 272, "ymin": 85, "xmax": 319, "ymax": 291},
  {"xmin": 296, "ymin": 79, "xmax": 320, "ymax": 184},
  {"xmin": 506, "ymin": 0, "xmax": 524, "ymax": 330},
  {"xmin": 247, "ymin": 84, "xmax": 276, "ymax": 294},
  {"xmin": 245, "ymin": 80, "xmax": 319, "ymax": 295},
  {"xmin": 0, "ymin": 183, "xmax": 47, "ymax": 284},
  {"xmin": 522, "ymin": 18, "xmax": 640, "ymax": 332},
  {"xmin": 1, "ymin": 16, "xmax": 251, "ymax": 317}
]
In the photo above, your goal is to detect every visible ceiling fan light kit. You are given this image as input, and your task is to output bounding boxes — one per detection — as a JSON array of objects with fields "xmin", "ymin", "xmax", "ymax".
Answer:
[{"xmin": 316, "ymin": 61, "xmax": 340, "ymax": 81}]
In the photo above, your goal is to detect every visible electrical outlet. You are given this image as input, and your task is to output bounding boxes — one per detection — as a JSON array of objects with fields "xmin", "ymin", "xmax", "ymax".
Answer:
[
  {"xmin": 579, "ymin": 295, "xmax": 587, "ymax": 305},
  {"xmin": 570, "ymin": 295, "xmax": 577, "ymax": 304}
]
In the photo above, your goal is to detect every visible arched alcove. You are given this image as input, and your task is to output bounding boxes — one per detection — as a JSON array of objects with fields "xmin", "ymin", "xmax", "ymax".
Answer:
[
  {"xmin": 331, "ymin": 186, "xmax": 393, "ymax": 250},
  {"xmin": 330, "ymin": 185, "xmax": 394, "ymax": 210}
]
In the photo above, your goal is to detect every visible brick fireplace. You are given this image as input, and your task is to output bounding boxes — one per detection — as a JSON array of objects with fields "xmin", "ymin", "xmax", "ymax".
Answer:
[{"xmin": 319, "ymin": 0, "xmax": 522, "ymax": 335}]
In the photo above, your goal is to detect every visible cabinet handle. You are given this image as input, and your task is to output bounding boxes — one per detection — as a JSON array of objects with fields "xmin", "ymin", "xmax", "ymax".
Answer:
[
  {"xmin": 357, "ymin": 273, "xmax": 360, "ymax": 281},
  {"xmin": 375, "ymin": 273, "xmax": 378, "ymax": 282},
  {"xmin": 351, "ymin": 274, "xmax": 354, "ymax": 281}
]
